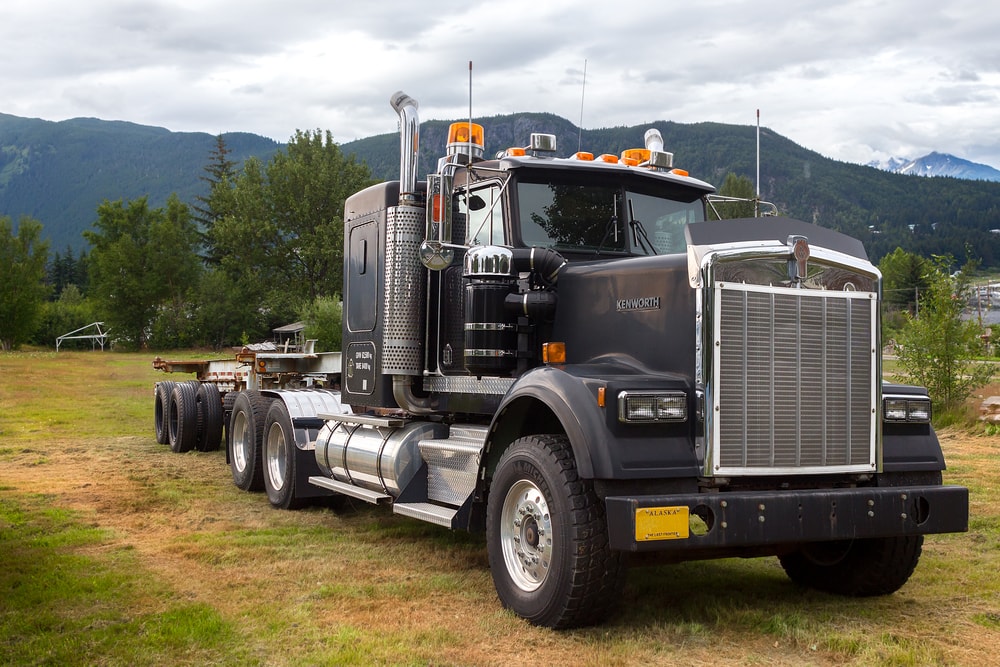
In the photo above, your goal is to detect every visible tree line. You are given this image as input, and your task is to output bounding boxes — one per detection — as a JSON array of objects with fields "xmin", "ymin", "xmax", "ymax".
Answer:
[
  {"xmin": 0, "ymin": 155, "xmax": 993, "ymax": 416},
  {"xmin": 0, "ymin": 130, "xmax": 373, "ymax": 352}
]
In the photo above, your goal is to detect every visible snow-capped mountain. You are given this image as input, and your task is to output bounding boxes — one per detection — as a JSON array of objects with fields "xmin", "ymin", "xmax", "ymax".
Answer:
[{"xmin": 869, "ymin": 152, "xmax": 1000, "ymax": 182}]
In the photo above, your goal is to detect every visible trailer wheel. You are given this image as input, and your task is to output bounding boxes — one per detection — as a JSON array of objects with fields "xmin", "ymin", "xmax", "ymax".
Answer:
[
  {"xmin": 228, "ymin": 391, "xmax": 273, "ymax": 492},
  {"xmin": 195, "ymin": 383, "xmax": 223, "ymax": 452},
  {"xmin": 778, "ymin": 535, "xmax": 923, "ymax": 596},
  {"xmin": 262, "ymin": 401, "xmax": 302, "ymax": 510},
  {"xmin": 154, "ymin": 381, "xmax": 177, "ymax": 444},
  {"xmin": 168, "ymin": 382, "xmax": 199, "ymax": 453},
  {"xmin": 485, "ymin": 434, "xmax": 626, "ymax": 629}
]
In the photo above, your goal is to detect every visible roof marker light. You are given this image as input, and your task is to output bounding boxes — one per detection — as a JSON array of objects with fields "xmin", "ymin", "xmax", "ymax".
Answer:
[{"xmin": 446, "ymin": 122, "xmax": 485, "ymax": 159}]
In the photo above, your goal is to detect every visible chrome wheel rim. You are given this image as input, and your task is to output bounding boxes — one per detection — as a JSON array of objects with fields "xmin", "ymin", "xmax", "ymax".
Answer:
[
  {"xmin": 265, "ymin": 422, "xmax": 287, "ymax": 491},
  {"xmin": 499, "ymin": 479, "xmax": 553, "ymax": 592},
  {"xmin": 232, "ymin": 412, "xmax": 249, "ymax": 473}
]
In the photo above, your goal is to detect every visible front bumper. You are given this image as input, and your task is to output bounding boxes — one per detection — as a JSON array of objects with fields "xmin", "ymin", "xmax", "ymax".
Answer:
[{"xmin": 605, "ymin": 484, "xmax": 969, "ymax": 552}]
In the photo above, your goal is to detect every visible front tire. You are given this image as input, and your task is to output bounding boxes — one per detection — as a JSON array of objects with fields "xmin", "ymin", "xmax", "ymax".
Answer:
[
  {"xmin": 228, "ymin": 391, "xmax": 273, "ymax": 492},
  {"xmin": 486, "ymin": 434, "xmax": 626, "ymax": 628},
  {"xmin": 262, "ymin": 400, "xmax": 302, "ymax": 509},
  {"xmin": 778, "ymin": 535, "xmax": 923, "ymax": 596}
]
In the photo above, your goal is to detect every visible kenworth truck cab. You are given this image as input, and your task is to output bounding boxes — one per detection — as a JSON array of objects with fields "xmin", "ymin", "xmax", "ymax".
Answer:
[{"xmin": 300, "ymin": 92, "xmax": 969, "ymax": 628}]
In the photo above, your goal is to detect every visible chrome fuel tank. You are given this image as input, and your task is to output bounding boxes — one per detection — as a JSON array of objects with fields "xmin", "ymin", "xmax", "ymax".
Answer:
[{"xmin": 313, "ymin": 420, "xmax": 447, "ymax": 497}]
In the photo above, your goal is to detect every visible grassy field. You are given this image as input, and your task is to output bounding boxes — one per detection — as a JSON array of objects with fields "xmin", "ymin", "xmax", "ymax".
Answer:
[{"xmin": 1, "ymin": 350, "xmax": 998, "ymax": 666}]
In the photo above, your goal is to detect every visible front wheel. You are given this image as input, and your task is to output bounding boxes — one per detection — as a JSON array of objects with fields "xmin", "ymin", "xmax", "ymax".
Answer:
[
  {"xmin": 485, "ymin": 434, "xmax": 626, "ymax": 629},
  {"xmin": 778, "ymin": 535, "xmax": 923, "ymax": 596}
]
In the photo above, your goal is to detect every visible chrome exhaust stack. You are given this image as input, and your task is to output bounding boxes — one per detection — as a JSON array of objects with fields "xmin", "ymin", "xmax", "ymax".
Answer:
[{"xmin": 390, "ymin": 91, "xmax": 420, "ymax": 202}]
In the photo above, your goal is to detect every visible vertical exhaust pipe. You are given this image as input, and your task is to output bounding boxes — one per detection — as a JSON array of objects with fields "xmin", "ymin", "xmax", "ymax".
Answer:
[{"xmin": 390, "ymin": 91, "xmax": 419, "ymax": 201}]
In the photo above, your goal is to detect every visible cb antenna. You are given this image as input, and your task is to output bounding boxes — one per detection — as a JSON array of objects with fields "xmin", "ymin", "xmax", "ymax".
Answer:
[
  {"xmin": 469, "ymin": 61, "xmax": 474, "ymax": 165},
  {"xmin": 578, "ymin": 59, "xmax": 587, "ymax": 153},
  {"xmin": 755, "ymin": 108, "xmax": 761, "ymax": 217}
]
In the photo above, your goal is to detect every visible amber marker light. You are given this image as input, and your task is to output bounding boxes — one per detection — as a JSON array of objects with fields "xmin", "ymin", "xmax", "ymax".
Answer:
[
  {"xmin": 621, "ymin": 148, "xmax": 650, "ymax": 164},
  {"xmin": 597, "ymin": 386, "xmax": 606, "ymax": 408},
  {"xmin": 447, "ymin": 122, "xmax": 484, "ymax": 148},
  {"xmin": 542, "ymin": 342, "xmax": 566, "ymax": 364},
  {"xmin": 573, "ymin": 151, "xmax": 595, "ymax": 161},
  {"xmin": 504, "ymin": 147, "xmax": 527, "ymax": 157},
  {"xmin": 597, "ymin": 154, "xmax": 619, "ymax": 164},
  {"xmin": 670, "ymin": 168, "xmax": 690, "ymax": 177}
]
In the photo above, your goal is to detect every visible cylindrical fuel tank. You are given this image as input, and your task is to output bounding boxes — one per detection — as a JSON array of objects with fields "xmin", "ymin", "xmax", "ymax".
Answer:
[{"xmin": 313, "ymin": 420, "xmax": 447, "ymax": 497}]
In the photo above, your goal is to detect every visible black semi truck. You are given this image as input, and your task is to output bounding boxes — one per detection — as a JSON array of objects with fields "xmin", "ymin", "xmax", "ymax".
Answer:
[{"xmin": 156, "ymin": 90, "xmax": 968, "ymax": 629}]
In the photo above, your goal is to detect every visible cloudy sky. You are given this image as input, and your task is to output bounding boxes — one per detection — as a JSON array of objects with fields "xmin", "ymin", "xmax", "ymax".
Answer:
[{"xmin": 4, "ymin": 0, "xmax": 999, "ymax": 168}]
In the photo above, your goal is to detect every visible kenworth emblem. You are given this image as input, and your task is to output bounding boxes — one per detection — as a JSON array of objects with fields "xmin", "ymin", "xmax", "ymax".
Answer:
[
  {"xmin": 617, "ymin": 296, "xmax": 661, "ymax": 312},
  {"xmin": 788, "ymin": 235, "xmax": 810, "ymax": 281}
]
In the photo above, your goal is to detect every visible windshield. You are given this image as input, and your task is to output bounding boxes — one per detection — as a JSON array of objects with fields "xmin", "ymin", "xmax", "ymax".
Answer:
[{"xmin": 516, "ymin": 179, "xmax": 704, "ymax": 255}]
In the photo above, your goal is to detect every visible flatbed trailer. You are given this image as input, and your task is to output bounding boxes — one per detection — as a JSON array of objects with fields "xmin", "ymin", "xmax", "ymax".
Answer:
[{"xmin": 151, "ymin": 341, "xmax": 351, "ymax": 509}]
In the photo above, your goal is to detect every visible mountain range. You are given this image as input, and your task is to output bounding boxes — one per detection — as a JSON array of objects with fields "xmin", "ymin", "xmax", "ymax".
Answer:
[
  {"xmin": 2, "ymin": 111, "xmax": 1000, "ymax": 268},
  {"xmin": 868, "ymin": 152, "xmax": 1000, "ymax": 182}
]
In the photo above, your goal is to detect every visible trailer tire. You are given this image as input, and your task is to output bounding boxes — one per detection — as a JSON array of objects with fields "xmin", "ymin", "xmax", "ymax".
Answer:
[
  {"xmin": 486, "ymin": 434, "xmax": 626, "ymax": 629},
  {"xmin": 262, "ymin": 401, "xmax": 302, "ymax": 510},
  {"xmin": 154, "ymin": 381, "xmax": 177, "ymax": 444},
  {"xmin": 228, "ymin": 391, "xmax": 273, "ymax": 492},
  {"xmin": 195, "ymin": 383, "xmax": 224, "ymax": 452},
  {"xmin": 778, "ymin": 535, "xmax": 923, "ymax": 596},
  {"xmin": 168, "ymin": 382, "xmax": 199, "ymax": 453}
]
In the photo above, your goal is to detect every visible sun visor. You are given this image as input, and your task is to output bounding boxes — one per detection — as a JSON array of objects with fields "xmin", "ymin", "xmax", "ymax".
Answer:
[{"xmin": 685, "ymin": 217, "xmax": 870, "ymax": 288}]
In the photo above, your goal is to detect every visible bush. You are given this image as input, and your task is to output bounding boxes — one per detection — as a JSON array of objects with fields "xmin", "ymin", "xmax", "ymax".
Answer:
[{"xmin": 300, "ymin": 295, "xmax": 343, "ymax": 352}]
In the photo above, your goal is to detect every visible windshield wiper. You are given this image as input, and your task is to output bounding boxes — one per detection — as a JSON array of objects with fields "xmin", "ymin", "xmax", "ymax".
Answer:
[
  {"xmin": 594, "ymin": 192, "xmax": 620, "ymax": 256},
  {"xmin": 628, "ymin": 198, "xmax": 657, "ymax": 255}
]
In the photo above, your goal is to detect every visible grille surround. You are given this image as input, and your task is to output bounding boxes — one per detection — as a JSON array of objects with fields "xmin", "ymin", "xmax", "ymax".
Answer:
[{"xmin": 708, "ymin": 282, "xmax": 878, "ymax": 476}]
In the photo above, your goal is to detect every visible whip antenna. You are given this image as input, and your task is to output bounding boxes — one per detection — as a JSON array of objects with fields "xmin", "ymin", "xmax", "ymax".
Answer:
[
  {"xmin": 578, "ymin": 59, "xmax": 587, "ymax": 152},
  {"xmin": 469, "ymin": 61, "xmax": 474, "ymax": 165}
]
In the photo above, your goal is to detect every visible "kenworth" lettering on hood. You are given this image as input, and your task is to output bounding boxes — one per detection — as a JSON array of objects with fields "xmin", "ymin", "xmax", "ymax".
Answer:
[{"xmin": 616, "ymin": 296, "xmax": 661, "ymax": 312}]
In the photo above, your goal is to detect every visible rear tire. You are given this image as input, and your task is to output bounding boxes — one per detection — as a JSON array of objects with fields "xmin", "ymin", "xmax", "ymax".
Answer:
[
  {"xmin": 228, "ymin": 391, "xmax": 273, "ymax": 492},
  {"xmin": 486, "ymin": 434, "xmax": 627, "ymax": 628},
  {"xmin": 168, "ymin": 382, "xmax": 199, "ymax": 453},
  {"xmin": 154, "ymin": 381, "xmax": 177, "ymax": 444},
  {"xmin": 195, "ymin": 383, "xmax": 224, "ymax": 452},
  {"xmin": 263, "ymin": 401, "xmax": 302, "ymax": 510},
  {"xmin": 778, "ymin": 535, "xmax": 923, "ymax": 596}
]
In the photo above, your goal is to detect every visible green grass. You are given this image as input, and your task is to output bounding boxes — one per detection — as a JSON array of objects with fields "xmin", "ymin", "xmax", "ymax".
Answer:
[{"xmin": 0, "ymin": 494, "xmax": 254, "ymax": 666}]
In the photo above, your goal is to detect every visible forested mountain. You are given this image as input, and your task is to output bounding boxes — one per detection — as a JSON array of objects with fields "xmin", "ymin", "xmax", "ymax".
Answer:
[
  {"xmin": 0, "ymin": 114, "xmax": 280, "ymax": 250},
  {"xmin": 342, "ymin": 116, "xmax": 1000, "ymax": 267},
  {"xmin": 3, "ymin": 111, "xmax": 1000, "ymax": 267}
]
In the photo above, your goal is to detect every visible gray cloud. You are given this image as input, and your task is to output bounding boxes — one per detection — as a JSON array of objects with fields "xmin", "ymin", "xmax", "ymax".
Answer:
[{"xmin": 2, "ymin": 0, "xmax": 998, "ymax": 167}]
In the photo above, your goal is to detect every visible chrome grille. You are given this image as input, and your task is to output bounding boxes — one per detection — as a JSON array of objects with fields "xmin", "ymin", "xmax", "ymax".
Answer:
[{"xmin": 710, "ymin": 282, "xmax": 877, "ymax": 475}]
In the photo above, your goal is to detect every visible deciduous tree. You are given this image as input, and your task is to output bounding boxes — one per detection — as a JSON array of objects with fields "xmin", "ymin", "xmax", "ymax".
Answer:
[{"xmin": 0, "ymin": 216, "xmax": 51, "ymax": 350}]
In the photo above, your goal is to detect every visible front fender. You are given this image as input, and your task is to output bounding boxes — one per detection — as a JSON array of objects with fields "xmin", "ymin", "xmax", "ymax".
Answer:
[
  {"xmin": 486, "ymin": 366, "xmax": 611, "ymax": 479},
  {"xmin": 483, "ymin": 365, "xmax": 699, "ymax": 481}
]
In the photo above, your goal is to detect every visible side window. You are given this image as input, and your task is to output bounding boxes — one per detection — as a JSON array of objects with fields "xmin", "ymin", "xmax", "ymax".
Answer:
[{"xmin": 463, "ymin": 183, "xmax": 504, "ymax": 246}]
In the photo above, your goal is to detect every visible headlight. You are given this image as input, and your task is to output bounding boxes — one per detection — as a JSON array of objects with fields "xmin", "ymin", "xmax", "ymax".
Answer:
[
  {"xmin": 618, "ymin": 391, "xmax": 687, "ymax": 423},
  {"xmin": 883, "ymin": 397, "xmax": 932, "ymax": 423}
]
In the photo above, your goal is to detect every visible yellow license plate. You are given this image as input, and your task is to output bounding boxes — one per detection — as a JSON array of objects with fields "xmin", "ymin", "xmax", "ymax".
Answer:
[{"xmin": 635, "ymin": 506, "xmax": 690, "ymax": 542}]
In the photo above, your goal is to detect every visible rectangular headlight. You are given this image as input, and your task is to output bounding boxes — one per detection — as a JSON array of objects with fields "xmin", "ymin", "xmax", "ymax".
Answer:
[
  {"xmin": 883, "ymin": 397, "xmax": 932, "ymax": 423},
  {"xmin": 618, "ymin": 391, "xmax": 687, "ymax": 423}
]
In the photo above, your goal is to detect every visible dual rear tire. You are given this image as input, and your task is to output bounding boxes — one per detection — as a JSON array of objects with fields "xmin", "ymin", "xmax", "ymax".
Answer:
[{"xmin": 154, "ymin": 381, "xmax": 224, "ymax": 453}]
